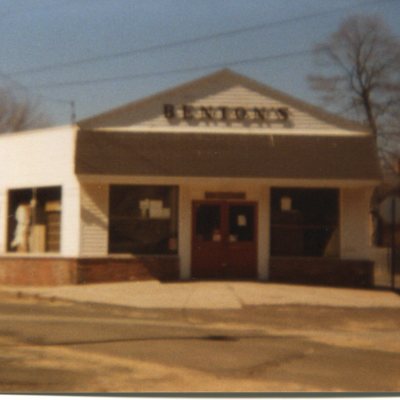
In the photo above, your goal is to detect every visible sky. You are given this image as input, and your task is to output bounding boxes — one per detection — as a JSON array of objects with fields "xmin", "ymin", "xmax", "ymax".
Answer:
[{"xmin": 0, "ymin": 0, "xmax": 399, "ymax": 126}]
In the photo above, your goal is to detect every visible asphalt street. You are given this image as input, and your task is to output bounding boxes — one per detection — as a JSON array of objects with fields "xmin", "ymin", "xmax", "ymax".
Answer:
[{"xmin": 0, "ymin": 291, "xmax": 399, "ymax": 392}]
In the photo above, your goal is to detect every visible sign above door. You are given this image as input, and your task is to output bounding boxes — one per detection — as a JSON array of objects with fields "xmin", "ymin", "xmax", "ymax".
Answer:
[{"xmin": 205, "ymin": 192, "xmax": 246, "ymax": 200}]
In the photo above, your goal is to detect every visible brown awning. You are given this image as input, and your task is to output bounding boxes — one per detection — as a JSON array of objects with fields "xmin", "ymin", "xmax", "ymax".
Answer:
[{"xmin": 75, "ymin": 130, "xmax": 382, "ymax": 181}]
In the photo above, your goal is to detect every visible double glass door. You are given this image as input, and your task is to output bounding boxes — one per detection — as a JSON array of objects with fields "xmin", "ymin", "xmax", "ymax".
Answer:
[{"xmin": 192, "ymin": 201, "xmax": 257, "ymax": 279}]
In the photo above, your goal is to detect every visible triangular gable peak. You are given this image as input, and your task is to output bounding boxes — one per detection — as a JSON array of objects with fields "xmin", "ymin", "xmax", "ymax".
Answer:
[{"xmin": 78, "ymin": 69, "xmax": 369, "ymax": 136}]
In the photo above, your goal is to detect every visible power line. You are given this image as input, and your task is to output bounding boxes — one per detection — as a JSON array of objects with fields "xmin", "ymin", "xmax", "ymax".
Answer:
[
  {"xmin": 27, "ymin": 48, "xmax": 313, "ymax": 89},
  {"xmin": 7, "ymin": 0, "xmax": 393, "ymax": 77}
]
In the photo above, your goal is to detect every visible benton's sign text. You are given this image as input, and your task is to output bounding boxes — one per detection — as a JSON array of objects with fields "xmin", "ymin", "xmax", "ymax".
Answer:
[{"xmin": 163, "ymin": 104, "xmax": 290, "ymax": 123}]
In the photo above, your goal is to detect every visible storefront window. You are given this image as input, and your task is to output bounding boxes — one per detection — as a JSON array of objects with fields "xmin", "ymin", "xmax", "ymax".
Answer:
[
  {"xmin": 270, "ymin": 188, "xmax": 339, "ymax": 257},
  {"xmin": 108, "ymin": 185, "xmax": 178, "ymax": 254},
  {"xmin": 195, "ymin": 204, "xmax": 221, "ymax": 242},
  {"xmin": 7, "ymin": 187, "xmax": 62, "ymax": 253}
]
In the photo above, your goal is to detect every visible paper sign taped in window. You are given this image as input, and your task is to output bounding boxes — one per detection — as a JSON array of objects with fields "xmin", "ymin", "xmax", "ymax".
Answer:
[
  {"xmin": 149, "ymin": 200, "xmax": 163, "ymax": 218},
  {"xmin": 237, "ymin": 215, "xmax": 247, "ymax": 226}
]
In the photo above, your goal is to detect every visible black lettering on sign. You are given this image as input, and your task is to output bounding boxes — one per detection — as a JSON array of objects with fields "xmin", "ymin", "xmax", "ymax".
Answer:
[
  {"xmin": 276, "ymin": 107, "xmax": 289, "ymax": 121},
  {"xmin": 183, "ymin": 105, "xmax": 195, "ymax": 120},
  {"xmin": 253, "ymin": 108, "xmax": 266, "ymax": 121},
  {"xmin": 235, "ymin": 107, "xmax": 247, "ymax": 120},
  {"xmin": 200, "ymin": 106, "xmax": 217, "ymax": 120},
  {"xmin": 163, "ymin": 104, "xmax": 291, "ymax": 124},
  {"xmin": 219, "ymin": 107, "xmax": 229, "ymax": 120}
]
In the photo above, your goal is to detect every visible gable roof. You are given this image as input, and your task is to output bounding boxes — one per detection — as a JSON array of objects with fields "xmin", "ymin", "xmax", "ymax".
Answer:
[{"xmin": 78, "ymin": 68, "xmax": 369, "ymax": 132}]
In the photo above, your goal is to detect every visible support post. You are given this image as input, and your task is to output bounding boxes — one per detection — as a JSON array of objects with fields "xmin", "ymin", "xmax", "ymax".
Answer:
[{"xmin": 391, "ymin": 197, "xmax": 396, "ymax": 290}]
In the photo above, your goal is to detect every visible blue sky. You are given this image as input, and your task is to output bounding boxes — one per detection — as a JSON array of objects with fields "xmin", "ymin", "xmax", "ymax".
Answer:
[{"xmin": 0, "ymin": 0, "xmax": 399, "ymax": 126}]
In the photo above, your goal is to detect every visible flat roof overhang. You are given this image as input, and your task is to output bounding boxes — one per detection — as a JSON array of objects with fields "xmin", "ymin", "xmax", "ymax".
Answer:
[{"xmin": 75, "ymin": 130, "xmax": 382, "ymax": 181}]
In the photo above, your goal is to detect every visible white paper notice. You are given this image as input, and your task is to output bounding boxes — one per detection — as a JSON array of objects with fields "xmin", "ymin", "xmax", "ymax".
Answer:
[
  {"xmin": 237, "ymin": 215, "xmax": 247, "ymax": 226},
  {"xmin": 149, "ymin": 200, "xmax": 163, "ymax": 218}
]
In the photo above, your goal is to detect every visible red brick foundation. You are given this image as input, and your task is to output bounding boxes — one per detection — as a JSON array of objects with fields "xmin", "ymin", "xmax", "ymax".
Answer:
[
  {"xmin": 269, "ymin": 257, "xmax": 374, "ymax": 288},
  {"xmin": 0, "ymin": 257, "xmax": 77, "ymax": 286},
  {"xmin": 76, "ymin": 256, "xmax": 179, "ymax": 284},
  {"xmin": 0, "ymin": 255, "xmax": 374, "ymax": 287},
  {"xmin": 0, "ymin": 256, "xmax": 180, "ymax": 286}
]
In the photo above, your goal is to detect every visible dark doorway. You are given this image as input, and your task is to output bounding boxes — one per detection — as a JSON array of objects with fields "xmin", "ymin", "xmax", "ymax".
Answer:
[{"xmin": 191, "ymin": 201, "xmax": 257, "ymax": 279}]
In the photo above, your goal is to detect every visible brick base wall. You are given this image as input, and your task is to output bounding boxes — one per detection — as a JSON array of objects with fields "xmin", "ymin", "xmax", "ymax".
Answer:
[
  {"xmin": 0, "ymin": 256, "xmax": 180, "ymax": 286},
  {"xmin": 269, "ymin": 257, "xmax": 374, "ymax": 288},
  {"xmin": 0, "ymin": 257, "xmax": 78, "ymax": 286},
  {"xmin": 0, "ymin": 255, "xmax": 374, "ymax": 287},
  {"xmin": 76, "ymin": 257, "xmax": 179, "ymax": 284}
]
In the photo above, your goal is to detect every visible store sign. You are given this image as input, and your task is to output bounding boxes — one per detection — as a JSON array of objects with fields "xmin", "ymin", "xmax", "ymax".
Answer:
[
  {"xmin": 205, "ymin": 191, "xmax": 246, "ymax": 200},
  {"xmin": 163, "ymin": 104, "xmax": 290, "ymax": 123}
]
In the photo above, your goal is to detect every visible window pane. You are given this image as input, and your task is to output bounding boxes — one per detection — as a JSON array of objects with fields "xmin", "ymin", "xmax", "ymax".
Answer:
[
  {"xmin": 270, "ymin": 188, "xmax": 339, "ymax": 257},
  {"xmin": 109, "ymin": 185, "xmax": 178, "ymax": 254},
  {"xmin": 195, "ymin": 204, "xmax": 221, "ymax": 242},
  {"xmin": 229, "ymin": 205, "xmax": 254, "ymax": 242},
  {"xmin": 7, "ymin": 187, "xmax": 62, "ymax": 253}
]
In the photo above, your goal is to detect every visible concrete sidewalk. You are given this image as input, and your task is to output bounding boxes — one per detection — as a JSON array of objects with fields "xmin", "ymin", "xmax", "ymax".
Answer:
[{"xmin": 1, "ymin": 281, "xmax": 400, "ymax": 309}]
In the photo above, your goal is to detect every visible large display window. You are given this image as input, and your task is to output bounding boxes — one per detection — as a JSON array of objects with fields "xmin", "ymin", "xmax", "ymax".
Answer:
[
  {"xmin": 270, "ymin": 188, "xmax": 339, "ymax": 257},
  {"xmin": 108, "ymin": 185, "xmax": 178, "ymax": 255},
  {"xmin": 7, "ymin": 186, "xmax": 62, "ymax": 253}
]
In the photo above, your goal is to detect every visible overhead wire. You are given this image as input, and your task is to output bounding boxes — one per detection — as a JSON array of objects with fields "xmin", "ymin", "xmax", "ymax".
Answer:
[
  {"xmin": 6, "ymin": 0, "xmax": 395, "ymax": 78},
  {"xmin": 28, "ymin": 49, "xmax": 313, "ymax": 89},
  {"xmin": 1, "ymin": 0, "xmax": 397, "ymax": 122}
]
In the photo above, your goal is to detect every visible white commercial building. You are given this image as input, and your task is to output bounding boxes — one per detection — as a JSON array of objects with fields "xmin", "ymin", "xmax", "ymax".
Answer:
[{"xmin": 0, "ymin": 69, "xmax": 382, "ymax": 286}]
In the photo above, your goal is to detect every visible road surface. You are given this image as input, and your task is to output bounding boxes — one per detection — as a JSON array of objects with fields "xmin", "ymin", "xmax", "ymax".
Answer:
[{"xmin": 0, "ymin": 291, "xmax": 399, "ymax": 392}]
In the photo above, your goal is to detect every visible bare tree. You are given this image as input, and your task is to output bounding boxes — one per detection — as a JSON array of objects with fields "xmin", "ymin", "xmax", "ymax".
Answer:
[
  {"xmin": 308, "ymin": 14, "xmax": 400, "ymax": 176},
  {"xmin": 0, "ymin": 86, "xmax": 50, "ymax": 134}
]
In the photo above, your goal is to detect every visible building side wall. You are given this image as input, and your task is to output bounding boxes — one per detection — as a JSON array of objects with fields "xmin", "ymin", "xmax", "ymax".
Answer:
[
  {"xmin": 0, "ymin": 188, "xmax": 8, "ymax": 253},
  {"xmin": 80, "ymin": 183, "xmax": 109, "ymax": 256},
  {"xmin": 0, "ymin": 126, "xmax": 76, "ymax": 188},
  {"xmin": 0, "ymin": 126, "xmax": 80, "ymax": 257},
  {"xmin": 340, "ymin": 187, "xmax": 373, "ymax": 260}
]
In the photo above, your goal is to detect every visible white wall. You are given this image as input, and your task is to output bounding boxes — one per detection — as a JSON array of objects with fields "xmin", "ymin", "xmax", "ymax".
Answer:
[
  {"xmin": 0, "ymin": 126, "xmax": 81, "ymax": 256},
  {"xmin": 61, "ymin": 183, "xmax": 81, "ymax": 257},
  {"xmin": 80, "ymin": 183, "xmax": 109, "ymax": 256},
  {"xmin": 0, "ymin": 126, "xmax": 76, "ymax": 188},
  {"xmin": 340, "ymin": 187, "xmax": 374, "ymax": 260},
  {"xmin": 0, "ymin": 189, "xmax": 8, "ymax": 253}
]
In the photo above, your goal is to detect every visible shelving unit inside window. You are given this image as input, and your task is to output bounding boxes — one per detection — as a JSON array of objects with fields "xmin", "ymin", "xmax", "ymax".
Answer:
[{"xmin": 108, "ymin": 185, "xmax": 178, "ymax": 254}]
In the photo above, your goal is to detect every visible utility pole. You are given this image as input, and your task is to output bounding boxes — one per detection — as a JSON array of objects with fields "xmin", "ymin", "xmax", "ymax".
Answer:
[
  {"xmin": 391, "ymin": 197, "xmax": 396, "ymax": 290},
  {"xmin": 378, "ymin": 194, "xmax": 399, "ymax": 291},
  {"xmin": 70, "ymin": 101, "xmax": 76, "ymax": 124}
]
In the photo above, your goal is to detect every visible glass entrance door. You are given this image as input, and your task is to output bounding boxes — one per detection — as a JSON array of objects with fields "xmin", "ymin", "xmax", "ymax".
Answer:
[{"xmin": 191, "ymin": 201, "xmax": 257, "ymax": 279}]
